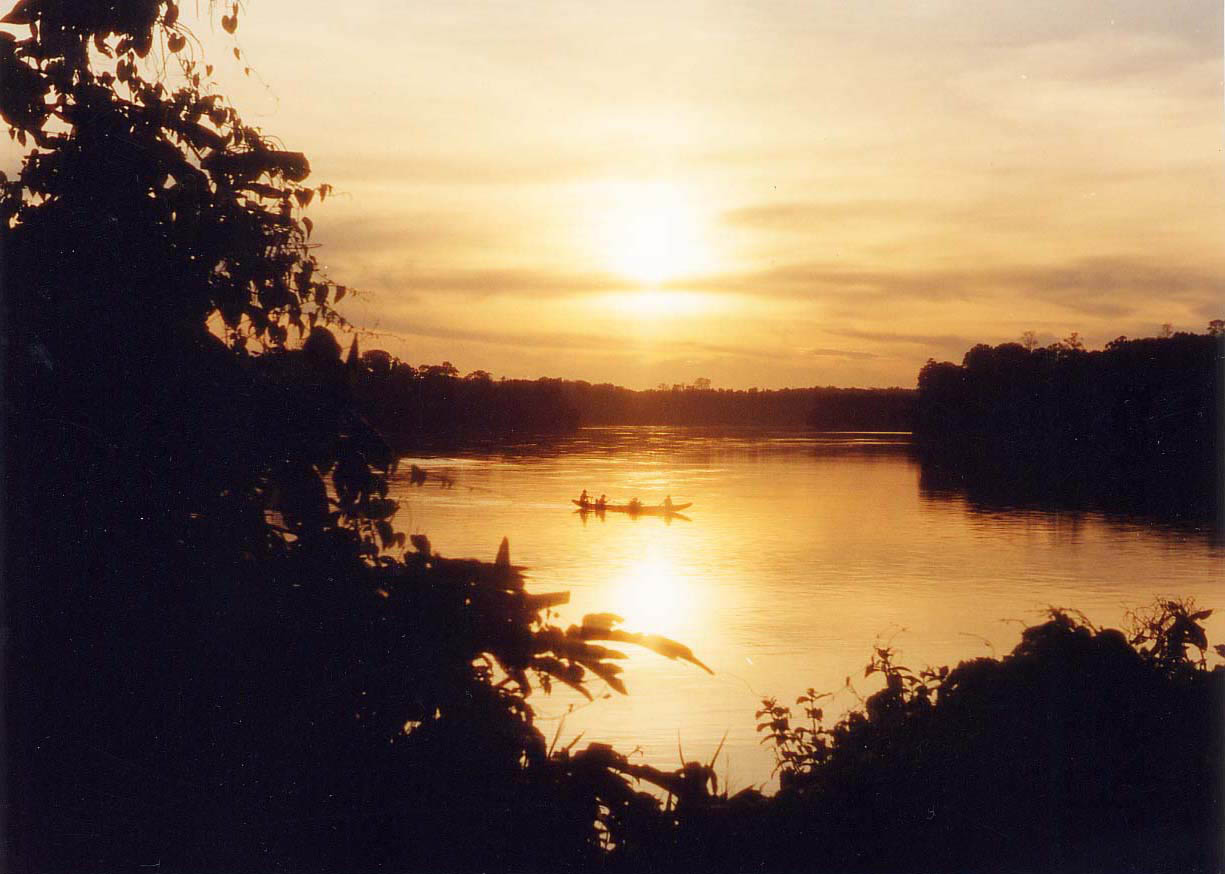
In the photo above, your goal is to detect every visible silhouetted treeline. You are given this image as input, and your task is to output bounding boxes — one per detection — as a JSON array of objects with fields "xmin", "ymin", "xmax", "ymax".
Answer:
[
  {"xmin": 565, "ymin": 381, "xmax": 915, "ymax": 429},
  {"xmin": 352, "ymin": 351, "xmax": 580, "ymax": 442},
  {"xmin": 351, "ymin": 351, "xmax": 915, "ymax": 442},
  {"xmin": 915, "ymin": 330, "xmax": 1224, "ymax": 526}
]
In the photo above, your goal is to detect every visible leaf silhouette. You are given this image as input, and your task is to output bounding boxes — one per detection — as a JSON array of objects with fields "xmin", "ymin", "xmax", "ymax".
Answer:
[{"xmin": 569, "ymin": 615, "xmax": 712, "ymax": 674}]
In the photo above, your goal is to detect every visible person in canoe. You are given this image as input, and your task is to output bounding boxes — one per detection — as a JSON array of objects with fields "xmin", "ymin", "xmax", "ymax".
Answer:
[
  {"xmin": 579, "ymin": 489, "xmax": 590, "ymax": 508},
  {"xmin": 627, "ymin": 497, "xmax": 642, "ymax": 513},
  {"xmin": 597, "ymin": 493, "xmax": 607, "ymax": 510},
  {"xmin": 663, "ymin": 495, "xmax": 673, "ymax": 511}
]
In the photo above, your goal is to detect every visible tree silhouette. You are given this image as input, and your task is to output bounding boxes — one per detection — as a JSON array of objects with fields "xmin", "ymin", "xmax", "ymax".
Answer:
[
  {"xmin": 914, "ymin": 329, "xmax": 1222, "ymax": 526},
  {"xmin": 2, "ymin": 4, "xmax": 711, "ymax": 870}
]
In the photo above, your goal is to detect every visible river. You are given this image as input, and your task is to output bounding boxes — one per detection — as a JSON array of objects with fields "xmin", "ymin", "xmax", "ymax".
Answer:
[{"xmin": 390, "ymin": 427, "xmax": 1223, "ymax": 793}]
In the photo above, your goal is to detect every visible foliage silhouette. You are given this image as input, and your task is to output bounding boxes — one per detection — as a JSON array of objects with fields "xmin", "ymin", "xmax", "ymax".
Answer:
[
  {"xmin": 915, "ymin": 329, "xmax": 1223, "ymax": 528},
  {"xmin": 1, "ymin": 3, "xmax": 711, "ymax": 871},
  {"xmin": 607, "ymin": 602, "xmax": 1223, "ymax": 874}
]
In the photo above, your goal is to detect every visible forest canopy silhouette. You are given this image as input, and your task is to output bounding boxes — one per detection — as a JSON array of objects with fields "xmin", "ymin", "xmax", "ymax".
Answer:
[
  {"xmin": 915, "ymin": 328, "xmax": 1223, "ymax": 527},
  {"xmin": 3, "ymin": 2, "xmax": 1222, "ymax": 873},
  {"xmin": 348, "ymin": 353, "xmax": 915, "ymax": 444}
]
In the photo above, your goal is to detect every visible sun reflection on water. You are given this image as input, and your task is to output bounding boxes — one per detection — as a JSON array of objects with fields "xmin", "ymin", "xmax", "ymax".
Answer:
[{"xmin": 604, "ymin": 549, "xmax": 701, "ymax": 641}]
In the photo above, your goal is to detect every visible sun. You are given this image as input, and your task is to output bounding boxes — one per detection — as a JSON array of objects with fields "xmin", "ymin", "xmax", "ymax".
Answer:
[{"xmin": 596, "ymin": 181, "xmax": 710, "ymax": 286}]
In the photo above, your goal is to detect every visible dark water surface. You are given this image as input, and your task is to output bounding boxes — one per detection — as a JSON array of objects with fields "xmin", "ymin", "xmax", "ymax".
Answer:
[{"xmin": 391, "ymin": 427, "xmax": 1223, "ymax": 791}]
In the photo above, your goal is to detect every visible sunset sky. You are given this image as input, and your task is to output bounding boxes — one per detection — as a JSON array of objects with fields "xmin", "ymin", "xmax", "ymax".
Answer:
[{"xmin": 32, "ymin": 1, "xmax": 1225, "ymax": 387}]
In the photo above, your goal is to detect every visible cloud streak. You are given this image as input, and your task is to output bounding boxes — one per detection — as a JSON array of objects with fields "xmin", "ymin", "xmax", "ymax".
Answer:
[
  {"xmin": 362, "ymin": 315, "xmax": 876, "ymax": 364},
  {"xmin": 679, "ymin": 256, "xmax": 1225, "ymax": 317}
]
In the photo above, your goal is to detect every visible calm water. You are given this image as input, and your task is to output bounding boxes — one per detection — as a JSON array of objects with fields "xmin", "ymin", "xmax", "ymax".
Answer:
[{"xmin": 390, "ymin": 427, "xmax": 1224, "ymax": 792}]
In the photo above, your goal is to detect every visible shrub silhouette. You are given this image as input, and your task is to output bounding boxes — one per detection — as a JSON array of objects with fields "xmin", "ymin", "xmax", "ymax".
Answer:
[{"xmin": 607, "ymin": 603, "xmax": 1223, "ymax": 874}]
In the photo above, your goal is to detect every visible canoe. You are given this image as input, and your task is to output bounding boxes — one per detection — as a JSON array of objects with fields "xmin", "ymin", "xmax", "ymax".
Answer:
[{"xmin": 572, "ymin": 500, "xmax": 692, "ymax": 515}]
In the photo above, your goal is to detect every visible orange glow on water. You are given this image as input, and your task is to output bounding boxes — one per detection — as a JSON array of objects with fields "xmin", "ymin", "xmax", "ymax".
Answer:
[
  {"xmin": 392, "ymin": 430, "xmax": 1225, "ymax": 790},
  {"xmin": 604, "ymin": 550, "xmax": 702, "ymax": 639}
]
